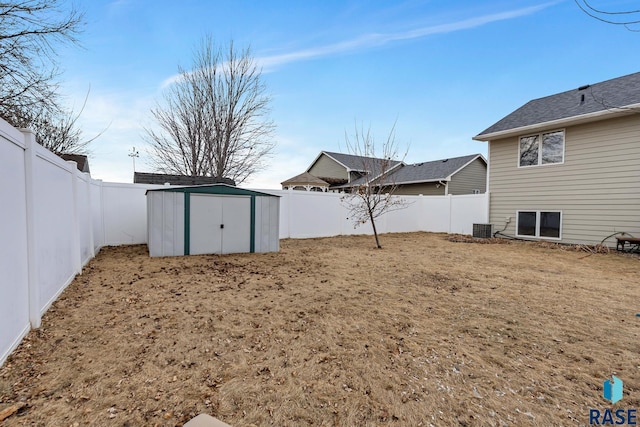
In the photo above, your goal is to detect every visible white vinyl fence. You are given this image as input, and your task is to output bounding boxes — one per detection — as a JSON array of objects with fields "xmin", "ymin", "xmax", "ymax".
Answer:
[
  {"xmin": 0, "ymin": 115, "xmax": 488, "ymax": 366},
  {"xmin": 0, "ymin": 119, "xmax": 163, "ymax": 366},
  {"xmin": 263, "ymin": 189, "xmax": 488, "ymax": 239},
  {"xmin": 1, "ymin": 124, "xmax": 98, "ymax": 366}
]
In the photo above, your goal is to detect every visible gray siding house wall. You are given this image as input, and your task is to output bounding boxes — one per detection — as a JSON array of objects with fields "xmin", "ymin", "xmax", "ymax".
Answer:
[
  {"xmin": 487, "ymin": 115, "xmax": 640, "ymax": 245},
  {"xmin": 475, "ymin": 71, "xmax": 640, "ymax": 246},
  {"xmin": 395, "ymin": 182, "xmax": 445, "ymax": 196},
  {"xmin": 448, "ymin": 157, "xmax": 487, "ymax": 195},
  {"xmin": 308, "ymin": 155, "xmax": 349, "ymax": 182}
]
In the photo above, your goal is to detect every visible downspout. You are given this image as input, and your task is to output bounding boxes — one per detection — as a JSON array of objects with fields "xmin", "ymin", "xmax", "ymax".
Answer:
[
  {"xmin": 438, "ymin": 180, "xmax": 448, "ymax": 195},
  {"xmin": 485, "ymin": 146, "xmax": 490, "ymax": 223}
]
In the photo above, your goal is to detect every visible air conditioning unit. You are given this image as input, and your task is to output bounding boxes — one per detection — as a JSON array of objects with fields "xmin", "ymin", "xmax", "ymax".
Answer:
[{"xmin": 473, "ymin": 223, "xmax": 492, "ymax": 239}]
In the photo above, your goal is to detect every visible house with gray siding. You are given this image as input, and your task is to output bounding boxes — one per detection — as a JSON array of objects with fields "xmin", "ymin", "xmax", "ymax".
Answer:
[
  {"xmin": 339, "ymin": 153, "xmax": 486, "ymax": 196},
  {"xmin": 473, "ymin": 71, "xmax": 640, "ymax": 246},
  {"xmin": 282, "ymin": 151, "xmax": 486, "ymax": 196}
]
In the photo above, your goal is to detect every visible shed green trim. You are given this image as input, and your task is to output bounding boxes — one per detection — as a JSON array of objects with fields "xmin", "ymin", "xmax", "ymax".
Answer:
[
  {"xmin": 250, "ymin": 196, "xmax": 255, "ymax": 253},
  {"xmin": 184, "ymin": 192, "xmax": 190, "ymax": 255}
]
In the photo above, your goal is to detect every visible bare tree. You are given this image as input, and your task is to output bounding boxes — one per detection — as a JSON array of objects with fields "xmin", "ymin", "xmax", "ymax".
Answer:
[
  {"xmin": 340, "ymin": 122, "xmax": 408, "ymax": 249},
  {"xmin": 145, "ymin": 37, "xmax": 276, "ymax": 184},
  {"xmin": 574, "ymin": 0, "xmax": 640, "ymax": 30},
  {"xmin": 0, "ymin": 1, "xmax": 84, "ymax": 125}
]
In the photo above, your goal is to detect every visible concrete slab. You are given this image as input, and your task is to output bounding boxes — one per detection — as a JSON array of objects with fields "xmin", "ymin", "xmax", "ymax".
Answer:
[{"xmin": 183, "ymin": 413, "xmax": 232, "ymax": 427}]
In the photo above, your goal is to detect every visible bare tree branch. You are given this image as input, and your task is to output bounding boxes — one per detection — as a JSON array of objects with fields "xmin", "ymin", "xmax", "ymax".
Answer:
[
  {"xmin": 145, "ymin": 37, "xmax": 276, "ymax": 184},
  {"xmin": 0, "ymin": 1, "xmax": 84, "ymax": 119},
  {"xmin": 0, "ymin": 1, "xmax": 90, "ymax": 154}
]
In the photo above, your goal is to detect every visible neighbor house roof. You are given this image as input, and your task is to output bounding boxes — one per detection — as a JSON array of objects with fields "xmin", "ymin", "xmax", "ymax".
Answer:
[
  {"xmin": 281, "ymin": 172, "xmax": 329, "ymax": 187},
  {"xmin": 134, "ymin": 172, "xmax": 235, "ymax": 186},
  {"xmin": 307, "ymin": 151, "xmax": 404, "ymax": 175},
  {"xmin": 337, "ymin": 154, "xmax": 485, "ymax": 188},
  {"xmin": 474, "ymin": 71, "xmax": 640, "ymax": 141},
  {"xmin": 60, "ymin": 153, "xmax": 90, "ymax": 174}
]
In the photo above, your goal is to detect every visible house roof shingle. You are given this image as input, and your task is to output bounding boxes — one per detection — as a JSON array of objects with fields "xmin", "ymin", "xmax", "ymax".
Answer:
[
  {"xmin": 475, "ymin": 71, "xmax": 640, "ymax": 140},
  {"xmin": 337, "ymin": 154, "xmax": 485, "ymax": 188},
  {"xmin": 318, "ymin": 151, "xmax": 404, "ymax": 172},
  {"xmin": 134, "ymin": 172, "xmax": 235, "ymax": 186},
  {"xmin": 60, "ymin": 153, "xmax": 90, "ymax": 173}
]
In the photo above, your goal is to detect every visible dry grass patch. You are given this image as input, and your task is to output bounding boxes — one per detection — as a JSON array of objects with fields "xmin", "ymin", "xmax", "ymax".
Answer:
[{"xmin": 1, "ymin": 232, "xmax": 639, "ymax": 426}]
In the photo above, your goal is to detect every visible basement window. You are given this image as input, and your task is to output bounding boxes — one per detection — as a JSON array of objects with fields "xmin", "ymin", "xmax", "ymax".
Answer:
[
  {"xmin": 516, "ymin": 211, "xmax": 562, "ymax": 240},
  {"xmin": 519, "ymin": 130, "xmax": 564, "ymax": 167}
]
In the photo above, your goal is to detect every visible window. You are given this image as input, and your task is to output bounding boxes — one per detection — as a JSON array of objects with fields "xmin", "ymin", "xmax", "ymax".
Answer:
[
  {"xmin": 516, "ymin": 211, "xmax": 562, "ymax": 239},
  {"xmin": 519, "ymin": 130, "xmax": 564, "ymax": 167}
]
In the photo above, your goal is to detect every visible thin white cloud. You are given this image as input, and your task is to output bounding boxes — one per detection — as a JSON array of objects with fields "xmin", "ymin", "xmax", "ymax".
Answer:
[
  {"xmin": 160, "ymin": 2, "xmax": 557, "ymax": 88},
  {"xmin": 258, "ymin": 3, "xmax": 557, "ymax": 69}
]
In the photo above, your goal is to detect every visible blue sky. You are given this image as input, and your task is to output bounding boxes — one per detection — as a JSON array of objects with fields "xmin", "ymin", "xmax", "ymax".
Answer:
[{"xmin": 57, "ymin": 0, "xmax": 640, "ymax": 188}]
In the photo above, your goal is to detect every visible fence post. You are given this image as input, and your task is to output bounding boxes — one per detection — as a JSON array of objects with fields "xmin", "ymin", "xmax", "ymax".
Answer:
[
  {"xmin": 87, "ymin": 175, "xmax": 95, "ymax": 259},
  {"xmin": 22, "ymin": 130, "xmax": 41, "ymax": 328},
  {"xmin": 287, "ymin": 188, "xmax": 293, "ymax": 239},
  {"xmin": 448, "ymin": 194, "xmax": 453, "ymax": 234},
  {"xmin": 100, "ymin": 180, "xmax": 107, "ymax": 248},
  {"xmin": 67, "ymin": 161, "xmax": 82, "ymax": 275}
]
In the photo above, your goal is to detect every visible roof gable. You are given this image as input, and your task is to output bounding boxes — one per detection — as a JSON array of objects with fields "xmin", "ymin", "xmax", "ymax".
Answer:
[
  {"xmin": 475, "ymin": 71, "xmax": 640, "ymax": 140},
  {"xmin": 281, "ymin": 172, "xmax": 329, "ymax": 186},
  {"xmin": 307, "ymin": 151, "xmax": 403, "ymax": 173}
]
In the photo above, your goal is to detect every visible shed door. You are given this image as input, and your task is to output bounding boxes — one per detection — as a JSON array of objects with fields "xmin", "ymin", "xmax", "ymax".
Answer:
[
  {"xmin": 189, "ymin": 195, "xmax": 251, "ymax": 255},
  {"xmin": 220, "ymin": 196, "xmax": 251, "ymax": 254}
]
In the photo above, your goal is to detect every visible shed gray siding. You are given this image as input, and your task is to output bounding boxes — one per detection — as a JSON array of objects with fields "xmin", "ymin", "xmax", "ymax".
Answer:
[
  {"xmin": 488, "ymin": 114, "xmax": 640, "ymax": 245},
  {"xmin": 147, "ymin": 191, "xmax": 184, "ymax": 257},
  {"xmin": 254, "ymin": 196, "xmax": 280, "ymax": 253},
  {"xmin": 449, "ymin": 158, "xmax": 487, "ymax": 195}
]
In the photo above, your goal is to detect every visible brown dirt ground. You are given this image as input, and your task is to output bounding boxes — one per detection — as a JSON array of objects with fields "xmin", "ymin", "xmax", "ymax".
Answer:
[{"xmin": 1, "ymin": 232, "xmax": 639, "ymax": 427}]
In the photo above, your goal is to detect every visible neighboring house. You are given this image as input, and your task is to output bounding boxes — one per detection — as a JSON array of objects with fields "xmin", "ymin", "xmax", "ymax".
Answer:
[
  {"xmin": 281, "ymin": 151, "xmax": 487, "ymax": 196},
  {"xmin": 305, "ymin": 151, "xmax": 404, "ymax": 186},
  {"xmin": 338, "ymin": 153, "xmax": 487, "ymax": 196},
  {"xmin": 473, "ymin": 71, "xmax": 640, "ymax": 246},
  {"xmin": 281, "ymin": 172, "xmax": 330, "ymax": 192},
  {"xmin": 59, "ymin": 153, "xmax": 90, "ymax": 174},
  {"xmin": 134, "ymin": 172, "xmax": 235, "ymax": 186}
]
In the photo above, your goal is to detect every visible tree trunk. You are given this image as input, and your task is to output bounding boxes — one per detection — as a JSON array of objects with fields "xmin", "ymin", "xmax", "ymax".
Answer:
[{"xmin": 369, "ymin": 208, "xmax": 382, "ymax": 249}]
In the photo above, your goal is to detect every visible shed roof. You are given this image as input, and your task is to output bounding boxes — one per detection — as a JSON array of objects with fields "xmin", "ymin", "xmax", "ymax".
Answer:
[
  {"xmin": 145, "ymin": 184, "xmax": 279, "ymax": 198},
  {"xmin": 474, "ymin": 71, "xmax": 640, "ymax": 141}
]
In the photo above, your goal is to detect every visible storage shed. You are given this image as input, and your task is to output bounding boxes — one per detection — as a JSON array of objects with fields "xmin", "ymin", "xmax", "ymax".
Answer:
[{"xmin": 146, "ymin": 184, "xmax": 280, "ymax": 257}]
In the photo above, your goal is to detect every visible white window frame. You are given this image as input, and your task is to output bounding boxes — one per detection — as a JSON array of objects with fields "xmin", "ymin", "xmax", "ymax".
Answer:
[
  {"xmin": 515, "ymin": 210, "xmax": 562, "ymax": 240},
  {"xmin": 518, "ymin": 129, "xmax": 565, "ymax": 168}
]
